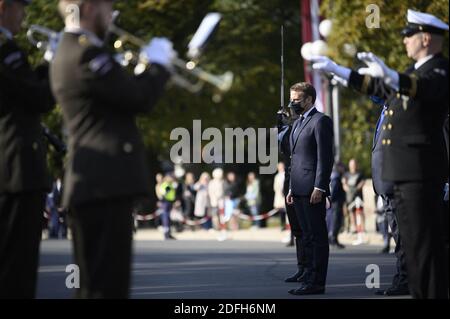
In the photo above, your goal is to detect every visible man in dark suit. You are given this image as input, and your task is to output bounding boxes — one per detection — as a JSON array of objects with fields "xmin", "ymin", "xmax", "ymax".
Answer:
[
  {"xmin": 276, "ymin": 105, "xmax": 307, "ymax": 283},
  {"xmin": 0, "ymin": 0, "xmax": 55, "ymax": 298},
  {"xmin": 312, "ymin": 9, "xmax": 448, "ymax": 299},
  {"xmin": 50, "ymin": 0, "xmax": 174, "ymax": 298},
  {"xmin": 286, "ymin": 82, "xmax": 334, "ymax": 295}
]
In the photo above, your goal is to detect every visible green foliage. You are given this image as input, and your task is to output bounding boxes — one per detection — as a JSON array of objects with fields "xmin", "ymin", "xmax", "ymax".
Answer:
[
  {"xmin": 321, "ymin": 0, "xmax": 449, "ymax": 175},
  {"xmin": 19, "ymin": 0, "xmax": 449, "ymax": 180},
  {"xmin": 21, "ymin": 0, "xmax": 302, "ymax": 179}
]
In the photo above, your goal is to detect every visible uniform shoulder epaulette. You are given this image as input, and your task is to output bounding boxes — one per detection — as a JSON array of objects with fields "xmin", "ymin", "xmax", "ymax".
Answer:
[{"xmin": 80, "ymin": 44, "xmax": 113, "ymax": 76}]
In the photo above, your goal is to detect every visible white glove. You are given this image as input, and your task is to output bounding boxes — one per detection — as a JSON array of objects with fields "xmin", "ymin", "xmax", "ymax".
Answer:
[
  {"xmin": 311, "ymin": 55, "xmax": 351, "ymax": 81},
  {"xmin": 43, "ymin": 32, "xmax": 61, "ymax": 63},
  {"xmin": 357, "ymin": 52, "xmax": 399, "ymax": 90},
  {"xmin": 331, "ymin": 74, "xmax": 348, "ymax": 87},
  {"xmin": 141, "ymin": 37, "xmax": 176, "ymax": 68}
]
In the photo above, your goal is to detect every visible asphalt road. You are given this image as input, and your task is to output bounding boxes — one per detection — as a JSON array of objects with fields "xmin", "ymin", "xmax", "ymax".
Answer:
[{"xmin": 36, "ymin": 238, "xmax": 406, "ymax": 299}]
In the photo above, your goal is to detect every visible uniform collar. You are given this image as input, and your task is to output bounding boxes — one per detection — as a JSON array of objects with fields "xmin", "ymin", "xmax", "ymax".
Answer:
[
  {"xmin": 414, "ymin": 54, "xmax": 434, "ymax": 70},
  {"xmin": 64, "ymin": 26, "xmax": 104, "ymax": 47},
  {"xmin": 0, "ymin": 26, "xmax": 13, "ymax": 40}
]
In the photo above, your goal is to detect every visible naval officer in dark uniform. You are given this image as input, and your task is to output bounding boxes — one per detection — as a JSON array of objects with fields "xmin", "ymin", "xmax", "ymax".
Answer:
[
  {"xmin": 312, "ymin": 9, "xmax": 449, "ymax": 298},
  {"xmin": 50, "ymin": 0, "xmax": 174, "ymax": 298},
  {"xmin": 0, "ymin": 0, "xmax": 55, "ymax": 298},
  {"xmin": 369, "ymin": 96, "xmax": 409, "ymax": 296}
]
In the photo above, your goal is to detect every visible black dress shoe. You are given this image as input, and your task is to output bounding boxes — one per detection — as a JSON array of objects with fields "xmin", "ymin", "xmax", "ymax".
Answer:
[
  {"xmin": 284, "ymin": 269, "xmax": 304, "ymax": 283},
  {"xmin": 384, "ymin": 286, "xmax": 410, "ymax": 296},
  {"xmin": 375, "ymin": 286, "xmax": 410, "ymax": 296},
  {"xmin": 286, "ymin": 241, "xmax": 295, "ymax": 247},
  {"xmin": 288, "ymin": 284, "xmax": 325, "ymax": 295},
  {"xmin": 332, "ymin": 242, "xmax": 345, "ymax": 249}
]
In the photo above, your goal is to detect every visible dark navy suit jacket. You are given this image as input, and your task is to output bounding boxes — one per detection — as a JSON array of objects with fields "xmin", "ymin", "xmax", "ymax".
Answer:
[{"xmin": 289, "ymin": 108, "xmax": 334, "ymax": 197}]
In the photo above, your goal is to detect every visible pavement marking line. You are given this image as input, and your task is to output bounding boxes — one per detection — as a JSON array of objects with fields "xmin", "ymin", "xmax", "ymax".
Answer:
[
  {"xmin": 131, "ymin": 284, "xmax": 222, "ymax": 290},
  {"xmin": 132, "ymin": 289, "xmax": 213, "ymax": 296}
]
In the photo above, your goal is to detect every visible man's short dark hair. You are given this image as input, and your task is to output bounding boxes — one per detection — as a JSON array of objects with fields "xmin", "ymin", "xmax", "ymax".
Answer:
[{"xmin": 290, "ymin": 82, "xmax": 316, "ymax": 104}]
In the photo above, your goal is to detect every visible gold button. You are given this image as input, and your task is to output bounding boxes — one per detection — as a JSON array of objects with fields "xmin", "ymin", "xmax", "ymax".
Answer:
[
  {"xmin": 389, "ymin": 110, "xmax": 394, "ymax": 116},
  {"xmin": 384, "ymin": 110, "xmax": 388, "ymax": 116},
  {"xmin": 123, "ymin": 142, "xmax": 133, "ymax": 153},
  {"xmin": 396, "ymin": 93, "xmax": 401, "ymax": 98},
  {"xmin": 382, "ymin": 125, "xmax": 386, "ymax": 130},
  {"xmin": 32, "ymin": 142, "xmax": 38, "ymax": 150},
  {"xmin": 387, "ymin": 124, "xmax": 392, "ymax": 130},
  {"xmin": 382, "ymin": 139, "xmax": 386, "ymax": 145},
  {"xmin": 387, "ymin": 139, "xmax": 391, "ymax": 145},
  {"xmin": 78, "ymin": 35, "xmax": 89, "ymax": 46}
]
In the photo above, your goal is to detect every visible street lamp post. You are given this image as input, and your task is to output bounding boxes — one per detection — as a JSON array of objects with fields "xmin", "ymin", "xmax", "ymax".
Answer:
[
  {"xmin": 300, "ymin": 18, "xmax": 341, "ymax": 161},
  {"xmin": 331, "ymin": 78, "xmax": 341, "ymax": 162}
]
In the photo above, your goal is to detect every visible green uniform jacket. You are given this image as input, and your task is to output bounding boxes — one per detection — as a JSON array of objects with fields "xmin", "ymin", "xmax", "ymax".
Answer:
[{"xmin": 50, "ymin": 32, "xmax": 170, "ymax": 207}]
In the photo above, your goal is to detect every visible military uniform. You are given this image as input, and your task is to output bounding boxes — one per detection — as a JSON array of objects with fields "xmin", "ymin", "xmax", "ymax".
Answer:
[
  {"xmin": 0, "ymin": 28, "xmax": 54, "ymax": 298},
  {"xmin": 348, "ymin": 50, "xmax": 448, "ymax": 299},
  {"xmin": 50, "ymin": 29, "xmax": 170, "ymax": 298}
]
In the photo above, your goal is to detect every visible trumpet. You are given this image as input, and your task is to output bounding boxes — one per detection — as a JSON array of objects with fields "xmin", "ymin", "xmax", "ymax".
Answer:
[{"xmin": 109, "ymin": 24, "xmax": 233, "ymax": 95}]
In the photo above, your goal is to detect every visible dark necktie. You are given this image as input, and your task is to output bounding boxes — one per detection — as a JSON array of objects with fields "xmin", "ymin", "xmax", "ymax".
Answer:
[{"xmin": 292, "ymin": 115, "xmax": 304, "ymax": 144}]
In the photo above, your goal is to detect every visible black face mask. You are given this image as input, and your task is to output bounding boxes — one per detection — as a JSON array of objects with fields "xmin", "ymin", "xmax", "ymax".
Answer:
[{"xmin": 289, "ymin": 99, "xmax": 308, "ymax": 115}]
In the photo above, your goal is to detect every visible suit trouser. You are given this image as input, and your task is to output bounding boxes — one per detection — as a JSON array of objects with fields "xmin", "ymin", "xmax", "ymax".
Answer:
[
  {"xmin": 69, "ymin": 197, "xmax": 133, "ymax": 298},
  {"xmin": 394, "ymin": 180, "xmax": 448, "ymax": 299},
  {"xmin": 381, "ymin": 195, "xmax": 408, "ymax": 288},
  {"xmin": 283, "ymin": 177, "xmax": 306, "ymax": 269},
  {"xmin": 160, "ymin": 201, "xmax": 173, "ymax": 237},
  {"xmin": 330, "ymin": 201, "xmax": 344, "ymax": 242},
  {"xmin": 293, "ymin": 195, "xmax": 329, "ymax": 286},
  {"xmin": 0, "ymin": 192, "xmax": 45, "ymax": 298}
]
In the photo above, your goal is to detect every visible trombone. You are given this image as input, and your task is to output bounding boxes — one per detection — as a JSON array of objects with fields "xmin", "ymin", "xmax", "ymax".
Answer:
[
  {"xmin": 109, "ymin": 23, "xmax": 233, "ymax": 95},
  {"xmin": 26, "ymin": 16, "xmax": 234, "ymax": 97},
  {"xmin": 27, "ymin": 24, "xmax": 60, "ymax": 49},
  {"xmin": 27, "ymin": 24, "xmax": 61, "ymax": 61}
]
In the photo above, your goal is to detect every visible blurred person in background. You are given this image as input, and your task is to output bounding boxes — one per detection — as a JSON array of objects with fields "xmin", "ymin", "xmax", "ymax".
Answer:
[
  {"xmin": 46, "ymin": 177, "xmax": 67, "ymax": 239},
  {"xmin": 245, "ymin": 172, "xmax": 261, "ymax": 229},
  {"xmin": 329, "ymin": 162, "xmax": 346, "ymax": 249},
  {"xmin": 273, "ymin": 162, "xmax": 288, "ymax": 231},
  {"xmin": 154, "ymin": 173, "xmax": 164, "ymax": 228},
  {"xmin": 343, "ymin": 158, "xmax": 366, "ymax": 245},
  {"xmin": 208, "ymin": 168, "xmax": 225, "ymax": 230},
  {"xmin": 194, "ymin": 172, "xmax": 212, "ymax": 230},
  {"xmin": 160, "ymin": 173, "xmax": 178, "ymax": 240},
  {"xmin": 182, "ymin": 172, "xmax": 196, "ymax": 230},
  {"xmin": 224, "ymin": 171, "xmax": 241, "ymax": 231}
]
